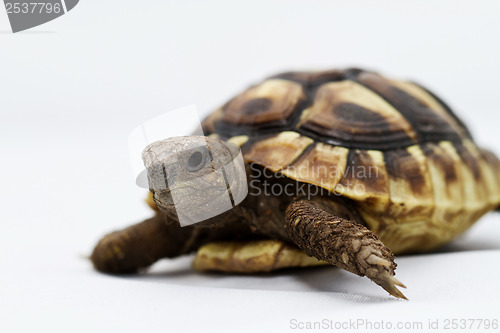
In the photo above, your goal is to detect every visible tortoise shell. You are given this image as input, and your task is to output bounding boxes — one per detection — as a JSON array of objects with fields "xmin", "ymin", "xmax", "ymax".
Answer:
[{"xmin": 202, "ymin": 68, "xmax": 500, "ymax": 254}]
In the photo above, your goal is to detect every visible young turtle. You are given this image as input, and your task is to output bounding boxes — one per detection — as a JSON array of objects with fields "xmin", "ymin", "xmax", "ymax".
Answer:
[{"xmin": 91, "ymin": 68, "xmax": 500, "ymax": 300}]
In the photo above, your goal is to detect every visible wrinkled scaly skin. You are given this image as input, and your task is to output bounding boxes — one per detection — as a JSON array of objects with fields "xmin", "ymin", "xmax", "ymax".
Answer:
[{"xmin": 285, "ymin": 200, "xmax": 406, "ymax": 299}]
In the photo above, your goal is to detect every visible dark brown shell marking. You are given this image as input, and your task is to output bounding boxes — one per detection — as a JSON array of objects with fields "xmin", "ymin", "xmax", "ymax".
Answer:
[{"xmin": 203, "ymin": 68, "xmax": 470, "ymax": 151}]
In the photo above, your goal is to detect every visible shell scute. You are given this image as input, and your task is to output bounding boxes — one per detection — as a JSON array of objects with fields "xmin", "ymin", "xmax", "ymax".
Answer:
[
  {"xmin": 353, "ymin": 72, "xmax": 464, "ymax": 144},
  {"xmin": 280, "ymin": 143, "xmax": 349, "ymax": 192},
  {"xmin": 383, "ymin": 145, "xmax": 435, "ymax": 223},
  {"xmin": 242, "ymin": 131, "xmax": 313, "ymax": 172},
  {"xmin": 422, "ymin": 142, "xmax": 465, "ymax": 227},
  {"xmin": 296, "ymin": 81, "xmax": 417, "ymax": 149},
  {"xmin": 336, "ymin": 149, "xmax": 390, "ymax": 212},
  {"xmin": 218, "ymin": 79, "xmax": 306, "ymax": 131}
]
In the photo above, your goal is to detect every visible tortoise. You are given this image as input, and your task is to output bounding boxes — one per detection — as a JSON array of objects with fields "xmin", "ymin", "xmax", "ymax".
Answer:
[{"xmin": 91, "ymin": 68, "xmax": 500, "ymax": 300}]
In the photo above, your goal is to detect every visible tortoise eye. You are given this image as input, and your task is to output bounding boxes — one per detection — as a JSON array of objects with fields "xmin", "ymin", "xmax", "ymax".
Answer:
[{"xmin": 187, "ymin": 149, "xmax": 206, "ymax": 172}]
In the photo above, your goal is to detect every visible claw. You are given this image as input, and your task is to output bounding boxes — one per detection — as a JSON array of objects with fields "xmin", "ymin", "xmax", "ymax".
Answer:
[
  {"xmin": 377, "ymin": 272, "xmax": 408, "ymax": 300},
  {"xmin": 366, "ymin": 254, "xmax": 392, "ymax": 268},
  {"xmin": 390, "ymin": 275, "xmax": 407, "ymax": 289}
]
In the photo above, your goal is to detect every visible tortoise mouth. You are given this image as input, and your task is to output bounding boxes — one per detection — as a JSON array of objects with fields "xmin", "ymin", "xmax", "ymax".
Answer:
[{"xmin": 153, "ymin": 186, "xmax": 235, "ymax": 226}]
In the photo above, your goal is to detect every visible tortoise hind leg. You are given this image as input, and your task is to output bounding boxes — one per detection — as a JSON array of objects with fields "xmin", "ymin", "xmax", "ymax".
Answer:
[{"xmin": 285, "ymin": 199, "xmax": 407, "ymax": 300}]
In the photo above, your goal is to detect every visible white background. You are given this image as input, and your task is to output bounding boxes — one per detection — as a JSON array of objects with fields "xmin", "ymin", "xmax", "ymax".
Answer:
[{"xmin": 1, "ymin": 1, "xmax": 500, "ymax": 332}]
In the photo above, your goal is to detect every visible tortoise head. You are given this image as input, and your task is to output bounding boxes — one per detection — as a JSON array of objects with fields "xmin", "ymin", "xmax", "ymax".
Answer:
[{"xmin": 142, "ymin": 136, "xmax": 248, "ymax": 226}]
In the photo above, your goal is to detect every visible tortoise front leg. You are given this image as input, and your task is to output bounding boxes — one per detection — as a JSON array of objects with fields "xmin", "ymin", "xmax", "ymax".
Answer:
[
  {"xmin": 91, "ymin": 214, "xmax": 198, "ymax": 274},
  {"xmin": 285, "ymin": 199, "xmax": 407, "ymax": 300},
  {"xmin": 91, "ymin": 209, "xmax": 257, "ymax": 274}
]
